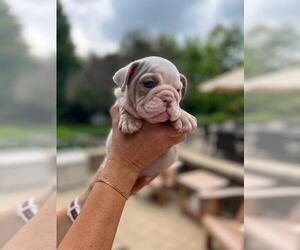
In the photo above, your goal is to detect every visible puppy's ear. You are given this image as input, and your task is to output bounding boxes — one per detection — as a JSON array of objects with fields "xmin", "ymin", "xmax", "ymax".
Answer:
[
  {"xmin": 113, "ymin": 61, "xmax": 139, "ymax": 92},
  {"xmin": 180, "ymin": 74, "xmax": 188, "ymax": 98}
]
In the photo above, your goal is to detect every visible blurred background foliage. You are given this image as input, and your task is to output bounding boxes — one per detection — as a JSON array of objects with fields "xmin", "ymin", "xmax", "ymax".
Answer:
[
  {"xmin": 57, "ymin": 1, "xmax": 244, "ymax": 147},
  {"xmin": 0, "ymin": 0, "xmax": 55, "ymax": 148},
  {"xmin": 245, "ymin": 25, "xmax": 300, "ymax": 79},
  {"xmin": 1, "ymin": 0, "xmax": 298, "ymax": 148},
  {"xmin": 0, "ymin": 1, "xmax": 55, "ymax": 124},
  {"xmin": 245, "ymin": 25, "xmax": 300, "ymax": 123},
  {"xmin": 0, "ymin": 0, "xmax": 298, "ymax": 148},
  {"xmin": 0, "ymin": 1, "xmax": 36, "ymax": 120}
]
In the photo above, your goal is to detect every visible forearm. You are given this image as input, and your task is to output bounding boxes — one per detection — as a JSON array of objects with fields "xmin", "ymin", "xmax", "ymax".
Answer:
[
  {"xmin": 58, "ymin": 159, "xmax": 138, "ymax": 250},
  {"xmin": 0, "ymin": 186, "xmax": 54, "ymax": 247},
  {"xmin": 2, "ymin": 194, "xmax": 56, "ymax": 250},
  {"xmin": 56, "ymin": 189, "xmax": 89, "ymax": 245},
  {"xmin": 56, "ymin": 159, "xmax": 106, "ymax": 245},
  {"xmin": 0, "ymin": 209, "xmax": 24, "ymax": 247}
]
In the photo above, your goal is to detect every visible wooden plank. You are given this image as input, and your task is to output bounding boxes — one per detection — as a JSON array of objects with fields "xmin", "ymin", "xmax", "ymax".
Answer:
[
  {"xmin": 246, "ymin": 216, "xmax": 300, "ymax": 250},
  {"xmin": 245, "ymin": 187, "xmax": 300, "ymax": 199},
  {"xmin": 203, "ymin": 215, "xmax": 243, "ymax": 250},
  {"xmin": 178, "ymin": 146, "xmax": 244, "ymax": 182},
  {"xmin": 245, "ymin": 173, "xmax": 277, "ymax": 189},
  {"xmin": 178, "ymin": 170, "xmax": 229, "ymax": 191},
  {"xmin": 201, "ymin": 187, "xmax": 244, "ymax": 199},
  {"xmin": 245, "ymin": 158, "xmax": 300, "ymax": 181}
]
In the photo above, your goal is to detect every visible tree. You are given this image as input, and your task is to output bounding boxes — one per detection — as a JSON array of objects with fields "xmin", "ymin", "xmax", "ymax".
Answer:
[
  {"xmin": 207, "ymin": 24, "xmax": 243, "ymax": 71},
  {"xmin": 245, "ymin": 25, "xmax": 300, "ymax": 78},
  {"xmin": 57, "ymin": 0, "xmax": 81, "ymax": 122},
  {"xmin": 66, "ymin": 54, "xmax": 122, "ymax": 120},
  {"xmin": 180, "ymin": 25, "xmax": 244, "ymax": 120},
  {"xmin": 63, "ymin": 25, "xmax": 244, "ymax": 124},
  {"xmin": 0, "ymin": 0, "xmax": 33, "ymax": 107},
  {"xmin": 65, "ymin": 32, "xmax": 182, "ymax": 121},
  {"xmin": 120, "ymin": 31, "xmax": 179, "ymax": 63}
]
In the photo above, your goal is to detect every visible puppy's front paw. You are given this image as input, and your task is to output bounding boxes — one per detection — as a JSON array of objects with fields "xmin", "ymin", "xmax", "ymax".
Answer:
[
  {"xmin": 172, "ymin": 111, "xmax": 197, "ymax": 133},
  {"xmin": 119, "ymin": 115, "xmax": 142, "ymax": 134}
]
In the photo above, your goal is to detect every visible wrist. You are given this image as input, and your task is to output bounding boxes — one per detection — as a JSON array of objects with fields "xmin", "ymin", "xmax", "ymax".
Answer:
[{"xmin": 98, "ymin": 158, "xmax": 139, "ymax": 197}]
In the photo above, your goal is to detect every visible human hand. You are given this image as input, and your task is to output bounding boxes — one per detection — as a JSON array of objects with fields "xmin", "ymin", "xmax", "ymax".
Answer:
[
  {"xmin": 172, "ymin": 109, "xmax": 197, "ymax": 133},
  {"xmin": 107, "ymin": 104, "xmax": 187, "ymax": 175},
  {"xmin": 84, "ymin": 104, "xmax": 188, "ymax": 198}
]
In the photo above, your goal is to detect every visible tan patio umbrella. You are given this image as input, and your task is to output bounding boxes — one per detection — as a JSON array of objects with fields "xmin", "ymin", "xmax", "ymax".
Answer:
[
  {"xmin": 198, "ymin": 68, "xmax": 244, "ymax": 93},
  {"xmin": 245, "ymin": 66, "xmax": 300, "ymax": 92}
]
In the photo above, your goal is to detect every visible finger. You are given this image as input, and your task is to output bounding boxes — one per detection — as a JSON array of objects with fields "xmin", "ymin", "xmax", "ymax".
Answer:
[
  {"xmin": 131, "ymin": 175, "xmax": 157, "ymax": 195},
  {"xmin": 171, "ymin": 132, "xmax": 187, "ymax": 145},
  {"xmin": 169, "ymin": 130, "xmax": 186, "ymax": 138},
  {"xmin": 131, "ymin": 177, "xmax": 151, "ymax": 195},
  {"xmin": 109, "ymin": 102, "xmax": 120, "ymax": 128},
  {"xmin": 173, "ymin": 119, "xmax": 183, "ymax": 131},
  {"xmin": 167, "ymin": 129, "xmax": 187, "ymax": 138}
]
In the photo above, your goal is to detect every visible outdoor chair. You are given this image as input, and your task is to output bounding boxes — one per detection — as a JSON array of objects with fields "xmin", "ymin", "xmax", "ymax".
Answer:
[
  {"xmin": 177, "ymin": 170, "xmax": 231, "ymax": 222},
  {"xmin": 202, "ymin": 188, "xmax": 244, "ymax": 250},
  {"xmin": 245, "ymin": 215, "xmax": 299, "ymax": 250},
  {"xmin": 178, "ymin": 145, "xmax": 244, "ymax": 183},
  {"xmin": 244, "ymin": 187, "xmax": 300, "ymax": 250},
  {"xmin": 245, "ymin": 186, "xmax": 300, "ymax": 216},
  {"xmin": 148, "ymin": 161, "xmax": 183, "ymax": 205}
]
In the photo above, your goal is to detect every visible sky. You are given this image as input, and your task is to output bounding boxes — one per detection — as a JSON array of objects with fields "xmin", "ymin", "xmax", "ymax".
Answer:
[
  {"xmin": 245, "ymin": 0, "xmax": 300, "ymax": 29},
  {"xmin": 5, "ymin": 0, "xmax": 56, "ymax": 58},
  {"xmin": 61, "ymin": 0, "xmax": 243, "ymax": 57},
  {"xmin": 4, "ymin": 0, "xmax": 300, "ymax": 58}
]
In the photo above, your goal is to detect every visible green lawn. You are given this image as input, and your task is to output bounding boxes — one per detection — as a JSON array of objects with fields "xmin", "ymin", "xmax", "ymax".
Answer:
[
  {"xmin": 57, "ymin": 124, "xmax": 110, "ymax": 149},
  {"xmin": 0, "ymin": 124, "xmax": 110, "ymax": 149},
  {"xmin": 0, "ymin": 125, "xmax": 55, "ymax": 148},
  {"xmin": 195, "ymin": 113, "xmax": 243, "ymax": 125}
]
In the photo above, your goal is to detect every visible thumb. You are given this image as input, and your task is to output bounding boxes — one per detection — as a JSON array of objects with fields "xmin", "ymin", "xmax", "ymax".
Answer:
[
  {"xmin": 131, "ymin": 175, "xmax": 158, "ymax": 195},
  {"xmin": 109, "ymin": 102, "xmax": 120, "ymax": 128}
]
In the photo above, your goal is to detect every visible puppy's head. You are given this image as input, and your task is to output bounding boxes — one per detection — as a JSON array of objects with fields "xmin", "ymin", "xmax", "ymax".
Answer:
[{"xmin": 113, "ymin": 56, "xmax": 187, "ymax": 123}]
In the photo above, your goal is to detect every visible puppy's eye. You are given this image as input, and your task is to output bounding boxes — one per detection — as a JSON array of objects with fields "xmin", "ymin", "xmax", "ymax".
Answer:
[
  {"xmin": 176, "ymin": 89, "xmax": 180, "ymax": 93},
  {"xmin": 143, "ymin": 80, "xmax": 156, "ymax": 89}
]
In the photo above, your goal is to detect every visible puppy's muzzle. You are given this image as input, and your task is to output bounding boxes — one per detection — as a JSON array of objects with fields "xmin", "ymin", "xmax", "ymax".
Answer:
[
  {"xmin": 136, "ymin": 85, "xmax": 181, "ymax": 123},
  {"xmin": 157, "ymin": 90, "xmax": 175, "ymax": 105}
]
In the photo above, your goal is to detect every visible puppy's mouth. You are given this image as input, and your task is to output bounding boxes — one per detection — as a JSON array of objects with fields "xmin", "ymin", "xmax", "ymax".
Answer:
[
  {"xmin": 135, "ymin": 86, "xmax": 181, "ymax": 123},
  {"xmin": 137, "ymin": 99, "xmax": 181, "ymax": 124},
  {"xmin": 144, "ymin": 113, "xmax": 168, "ymax": 124}
]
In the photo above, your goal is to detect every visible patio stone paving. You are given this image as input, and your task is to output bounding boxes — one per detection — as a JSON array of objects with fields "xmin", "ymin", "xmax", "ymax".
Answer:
[{"xmin": 58, "ymin": 186, "xmax": 206, "ymax": 250}]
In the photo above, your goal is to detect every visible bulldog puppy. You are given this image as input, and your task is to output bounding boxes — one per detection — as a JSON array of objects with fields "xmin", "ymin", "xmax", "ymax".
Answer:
[{"xmin": 107, "ymin": 56, "xmax": 197, "ymax": 177}]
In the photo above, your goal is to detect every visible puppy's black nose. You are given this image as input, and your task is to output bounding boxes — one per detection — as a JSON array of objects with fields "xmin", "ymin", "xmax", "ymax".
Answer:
[
  {"xmin": 162, "ymin": 95, "xmax": 173, "ymax": 103},
  {"xmin": 163, "ymin": 99, "xmax": 173, "ymax": 109}
]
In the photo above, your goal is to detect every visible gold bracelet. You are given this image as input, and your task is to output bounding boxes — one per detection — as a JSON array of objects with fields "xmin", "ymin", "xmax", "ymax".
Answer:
[{"xmin": 95, "ymin": 179, "xmax": 129, "ymax": 200}]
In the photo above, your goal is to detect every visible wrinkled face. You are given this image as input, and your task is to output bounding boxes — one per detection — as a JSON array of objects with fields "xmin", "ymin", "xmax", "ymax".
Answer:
[
  {"xmin": 113, "ymin": 57, "xmax": 188, "ymax": 123},
  {"xmin": 133, "ymin": 69, "xmax": 185, "ymax": 123}
]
